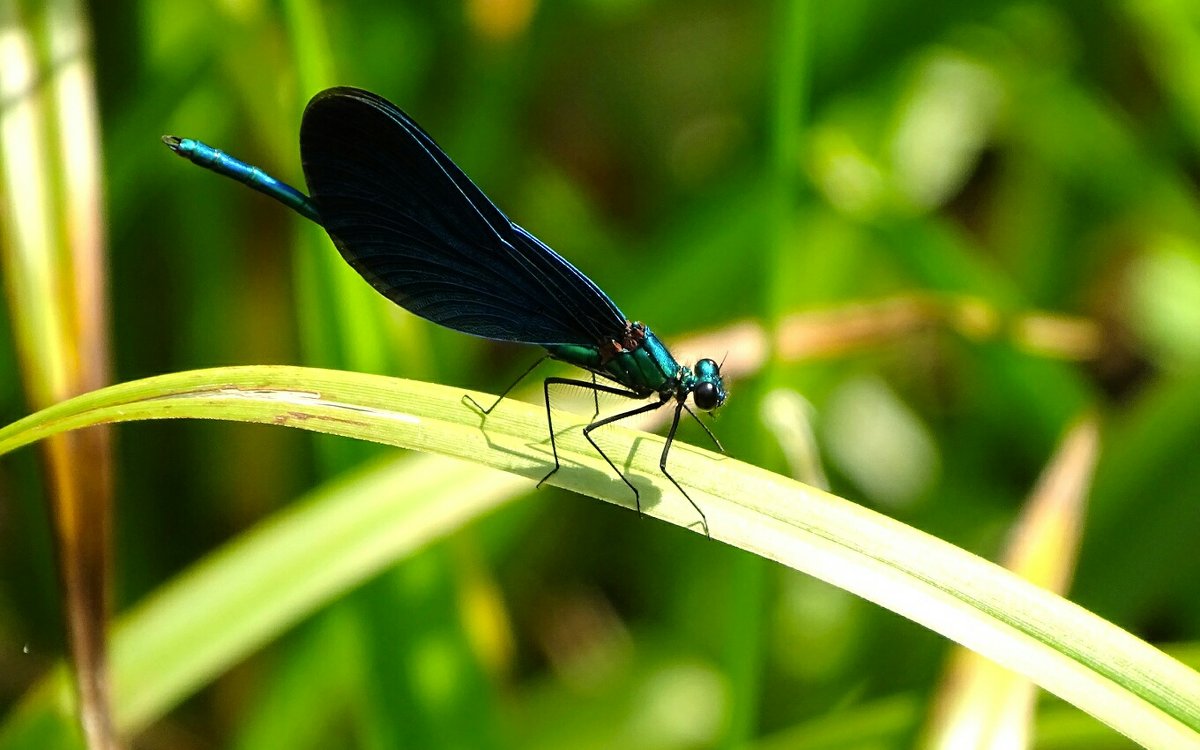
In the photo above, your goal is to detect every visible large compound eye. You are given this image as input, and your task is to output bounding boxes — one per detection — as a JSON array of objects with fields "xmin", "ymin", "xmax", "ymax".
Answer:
[{"xmin": 693, "ymin": 382, "xmax": 719, "ymax": 411}]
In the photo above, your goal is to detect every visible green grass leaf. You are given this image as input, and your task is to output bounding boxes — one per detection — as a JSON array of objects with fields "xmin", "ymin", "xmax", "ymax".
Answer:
[{"xmin": 0, "ymin": 365, "xmax": 1197, "ymax": 748}]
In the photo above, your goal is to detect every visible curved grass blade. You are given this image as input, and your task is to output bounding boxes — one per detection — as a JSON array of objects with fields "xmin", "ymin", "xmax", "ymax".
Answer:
[{"xmin": 0, "ymin": 366, "xmax": 1197, "ymax": 748}]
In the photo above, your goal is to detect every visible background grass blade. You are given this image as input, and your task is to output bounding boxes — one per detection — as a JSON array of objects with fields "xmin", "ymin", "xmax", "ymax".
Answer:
[{"xmin": 0, "ymin": 2, "xmax": 116, "ymax": 746}]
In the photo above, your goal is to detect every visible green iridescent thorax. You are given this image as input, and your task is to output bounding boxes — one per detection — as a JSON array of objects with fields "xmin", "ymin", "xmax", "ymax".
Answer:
[
  {"xmin": 545, "ymin": 323, "xmax": 728, "ymax": 411},
  {"xmin": 544, "ymin": 322, "xmax": 680, "ymax": 396}
]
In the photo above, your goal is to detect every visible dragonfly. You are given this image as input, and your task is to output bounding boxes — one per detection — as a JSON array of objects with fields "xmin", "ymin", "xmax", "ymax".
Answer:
[{"xmin": 164, "ymin": 86, "xmax": 727, "ymax": 535}]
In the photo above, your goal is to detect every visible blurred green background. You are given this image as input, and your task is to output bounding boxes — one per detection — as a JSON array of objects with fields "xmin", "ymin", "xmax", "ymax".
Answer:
[{"xmin": 2, "ymin": 0, "xmax": 1200, "ymax": 747}]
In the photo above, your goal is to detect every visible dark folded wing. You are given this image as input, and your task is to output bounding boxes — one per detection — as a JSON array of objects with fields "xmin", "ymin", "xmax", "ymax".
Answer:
[{"xmin": 299, "ymin": 86, "xmax": 627, "ymax": 347}]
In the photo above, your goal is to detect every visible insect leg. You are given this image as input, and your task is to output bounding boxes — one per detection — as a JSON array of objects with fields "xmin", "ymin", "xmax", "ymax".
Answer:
[
  {"xmin": 462, "ymin": 356, "xmax": 548, "ymax": 415},
  {"xmin": 536, "ymin": 377, "xmax": 644, "ymax": 494},
  {"xmin": 682, "ymin": 403, "xmax": 724, "ymax": 453},
  {"xmin": 578, "ymin": 398, "xmax": 667, "ymax": 515},
  {"xmin": 661, "ymin": 404, "xmax": 709, "ymax": 536}
]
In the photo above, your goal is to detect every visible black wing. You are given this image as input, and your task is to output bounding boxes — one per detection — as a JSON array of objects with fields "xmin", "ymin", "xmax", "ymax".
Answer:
[{"xmin": 299, "ymin": 87, "xmax": 628, "ymax": 347}]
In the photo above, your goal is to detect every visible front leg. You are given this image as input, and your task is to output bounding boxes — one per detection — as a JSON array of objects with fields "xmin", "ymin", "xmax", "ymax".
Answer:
[{"xmin": 659, "ymin": 403, "xmax": 709, "ymax": 536}]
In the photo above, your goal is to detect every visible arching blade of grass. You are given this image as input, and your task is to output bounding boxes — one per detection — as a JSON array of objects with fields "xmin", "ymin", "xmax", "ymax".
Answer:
[
  {"xmin": 115, "ymin": 455, "xmax": 520, "ymax": 732},
  {"xmin": 0, "ymin": 366, "xmax": 1197, "ymax": 748},
  {"xmin": 0, "ymin": 452, "xmax": 524, "ymax": 746}
]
